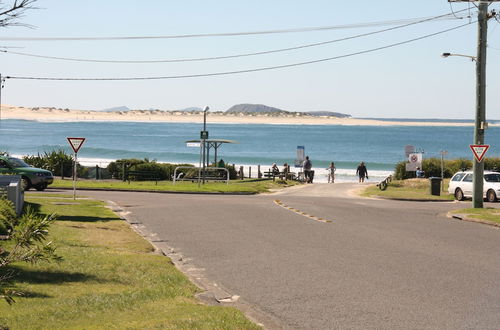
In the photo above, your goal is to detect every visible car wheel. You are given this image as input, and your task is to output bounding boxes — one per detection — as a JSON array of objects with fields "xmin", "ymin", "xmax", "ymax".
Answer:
[
  {"xmin": 21, "ymin": 176, "xmax": 31, "ymax": 191},
  {"xmin": 454, "ymin": 188, "xmax": 464, "ymax": 201},
  {"xmin": 35, "ymin": 183, "xmax": 47, "ymax": 191},
  {"xmin": 486, "ymin": 189, "xmax": 497, "ymax": 203}
]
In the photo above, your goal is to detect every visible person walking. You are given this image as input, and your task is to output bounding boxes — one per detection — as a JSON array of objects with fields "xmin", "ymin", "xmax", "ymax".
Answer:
[
  {"xmin": 356, "ymin": 162, "xmax": 368, "ymax": 183},
  {"xmin": 326, "ymin": 162, "xmax": 336, "ymax": 183},
  {"xmin": 303, "ymin": 156, "xmax": 313, "ymax": 183}
]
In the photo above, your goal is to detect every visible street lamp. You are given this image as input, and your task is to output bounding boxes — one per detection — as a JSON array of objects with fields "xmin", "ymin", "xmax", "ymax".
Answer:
[
  {"xmin": 442, "ymin": 2, "xmax": 489, "ymax": 208},
  {"xmin": 202, "ymin": 106, "xmax": 209, "ymax": 184},
  {"xmin": 441, "ymin": 52, "xmax": 477, "ymax": 61},
  {"xmin": 443, "ymin": 49, "xmax": 486, "ymax": 208}
]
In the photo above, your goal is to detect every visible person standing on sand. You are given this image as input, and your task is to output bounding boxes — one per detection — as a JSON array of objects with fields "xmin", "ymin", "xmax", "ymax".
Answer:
[
  {"xmin": 356, "ymin": 162, "xmax": 368, "ymax": 183},
  {"xmin": 303, "ymin": 156, "xmax": 312, "ymax": 183},
  {"xmin": 326, "ymin": 162, "xmax": 336, "ymax": 183}
]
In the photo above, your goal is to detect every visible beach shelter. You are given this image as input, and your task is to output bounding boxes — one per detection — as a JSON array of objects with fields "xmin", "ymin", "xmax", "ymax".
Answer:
[{"xmin": 185, "ymin": 139, "xmax": 238, "ymax": 166}]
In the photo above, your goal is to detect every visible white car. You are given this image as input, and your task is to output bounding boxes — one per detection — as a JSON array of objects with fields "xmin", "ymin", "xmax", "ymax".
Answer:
[{"xmin": 448, "ymin": 170, "xmax": 500, "ymax": 202}]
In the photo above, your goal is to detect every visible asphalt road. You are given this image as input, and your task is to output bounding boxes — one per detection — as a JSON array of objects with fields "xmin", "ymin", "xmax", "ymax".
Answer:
[{"xmin": 71, "ymin": 183, "xmax": 500, "ymax": 329}]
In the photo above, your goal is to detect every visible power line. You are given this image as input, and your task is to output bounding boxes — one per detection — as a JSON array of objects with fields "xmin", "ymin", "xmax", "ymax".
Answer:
[
  {"xmin": 4, "ymin": 22, "xmax": 474, "ymax": 82},
  {"xmin": 0, "ymin": 13, "xmax": 468, "ymax": 42},
  {"xmin": 0, "ymin": 11, "xmax": 470, "ymax": 64}
]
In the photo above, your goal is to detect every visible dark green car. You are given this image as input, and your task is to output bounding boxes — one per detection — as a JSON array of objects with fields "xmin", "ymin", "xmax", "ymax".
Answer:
[{"xmin": 0, "ymin": 156, "xmax": 54, "ymax": 191}]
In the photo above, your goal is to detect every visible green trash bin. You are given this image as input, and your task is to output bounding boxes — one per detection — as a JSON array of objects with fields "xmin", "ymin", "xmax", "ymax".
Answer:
[{"xmin": 429, "ymin": 177, "xmax": 442, "ymax": 196}]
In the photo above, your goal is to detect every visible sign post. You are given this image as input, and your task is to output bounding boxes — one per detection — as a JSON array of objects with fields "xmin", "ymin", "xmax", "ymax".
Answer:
[
  {"xmin": 67, "ymin": 137, "xmax": 86, "ymax": 200},
  {"xmin": 470, "ymin": 144, "xmax": 489, "ymax": 163}
]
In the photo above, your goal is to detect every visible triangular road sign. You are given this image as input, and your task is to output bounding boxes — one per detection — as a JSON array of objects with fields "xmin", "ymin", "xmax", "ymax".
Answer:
[
  {"xmin": 67, "ymin": 137, "xmax": 86, "ymax": 153},
  {"xmin": 470, "ymin": 144, "xmax": 490, "ymax": 162}
]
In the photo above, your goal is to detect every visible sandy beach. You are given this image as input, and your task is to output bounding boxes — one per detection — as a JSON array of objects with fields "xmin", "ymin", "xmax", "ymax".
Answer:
[{"xmin": 0, "ymin": 105, "xmax": 487, "ymax": 127}]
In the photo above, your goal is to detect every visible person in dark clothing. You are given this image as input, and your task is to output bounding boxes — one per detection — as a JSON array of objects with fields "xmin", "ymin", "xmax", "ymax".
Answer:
[
  {"xmin": 303, "ymin": 156, "xmax": 313, "ymax": 183},
  {"xmin": 356, "ymin": 162, "xmax": 368, "ymax": 183}
]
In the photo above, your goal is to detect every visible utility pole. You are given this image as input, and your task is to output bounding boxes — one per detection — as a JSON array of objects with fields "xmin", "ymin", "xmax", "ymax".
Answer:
[
  {"xmin": 0, "ymin": 74, "xmax": 3, "ymax": 128},
  {"xmin": 472, "ymin": 1, "xmax": 489, "ymax": 208}
]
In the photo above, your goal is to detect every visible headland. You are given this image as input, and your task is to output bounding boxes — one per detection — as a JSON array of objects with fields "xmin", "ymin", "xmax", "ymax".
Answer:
[{"xmin": 0, "ymin": 105, "xmax": 487, "ymax": 127}]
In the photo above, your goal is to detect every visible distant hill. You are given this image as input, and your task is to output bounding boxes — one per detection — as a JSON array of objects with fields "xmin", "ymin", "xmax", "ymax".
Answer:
[
  {"xmin": 225, "ymin": 103, "xmax": 350, "ymax": 118},
  {"xmin": 226, "ymin": 104, "xmax": 286, "ymax": 114},
  {"xmin": 178, "ymin": 107, "xmax": 203, "ymax": 112},
  {"xmin": 101, "ymin": 106, "xmax": 130, "ymax": 112},
  {"xmin": 307, "ymin": 111, "xmax": 351, "ymax": 118}
]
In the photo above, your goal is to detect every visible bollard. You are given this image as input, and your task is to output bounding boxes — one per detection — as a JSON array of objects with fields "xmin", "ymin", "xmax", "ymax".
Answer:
[
  {"xmin": 239, "ymin": 166, "xmax": 244, "ymax": 180},
  {"xmin": 95, "ymin": 165, "xmax": 99, "ymax": 180},
  {"xmin": 249, "ymin": 166, "xmax": 252, "ymax": 179},
  {"xmin": 258, "ymin": 165, "xmax": 262, "ymax": 178}
]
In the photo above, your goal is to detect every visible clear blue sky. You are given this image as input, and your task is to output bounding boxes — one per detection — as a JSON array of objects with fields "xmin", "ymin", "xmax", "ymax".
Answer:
[{"xmin": 1, "ymin": 0, "xmax": 500, "ymax": 119}]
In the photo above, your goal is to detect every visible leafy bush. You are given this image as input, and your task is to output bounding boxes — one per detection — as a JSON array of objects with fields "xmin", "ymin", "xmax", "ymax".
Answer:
[
  {"xmin": 0, "ymin": 199, "xmax": 17, "ymax": 235},
  {"xmin": 394, "ymin": 157, "xmax": 500, "ymax": 180},
  {"xmin": 107, "ymin": 159, "xmax": 147, "ymax": 180},
  {"xmin": 23, "ymin": 149, "xmax": 74, "ymax": 177},
  {"xmin": 107, "ymin": 159, "xmax": 195, "ymax": 181},
  {"xmin": 0, "ymin": 205, "xmax": 59, "ymax": 304}
]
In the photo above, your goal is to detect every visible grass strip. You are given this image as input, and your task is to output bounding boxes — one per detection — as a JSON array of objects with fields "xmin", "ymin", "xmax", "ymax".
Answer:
[
  {"xmin": 361, "ymin": 178, "xmax": 454, "ymax": 201},
  {"xmin": 0, "ymin": 194, "xmax": 260, "ymax": 329},
  {"xmin": 450, "ymin": 208, "xmax": 500, "ymax": 224},
  {"xmin": 50, "ymin": 178, "xmax": 299, "ymax": 194}
]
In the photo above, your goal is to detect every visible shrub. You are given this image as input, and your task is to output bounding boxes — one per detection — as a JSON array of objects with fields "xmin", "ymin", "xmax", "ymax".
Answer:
[
  {"xmin": 108, "ymin": 159, "xmax": 196, "ymax": 181},
  {"xmin": 393, "ymin": 157, "xmax": 500, "ymax": 180},
  {"xmin": 107, "ymin": 159, "xmax": 147, "ymax": 179},
  {"xmin": 0, "ymin": 199, "xmax": 16, "ymax": 235},
  {"xmin": 0, "ymin": 205, "xmax": 59, "ymax": 304},
  {"xmin": 23, "ymin": 149, "xmax": 74, "ymax": 177}
]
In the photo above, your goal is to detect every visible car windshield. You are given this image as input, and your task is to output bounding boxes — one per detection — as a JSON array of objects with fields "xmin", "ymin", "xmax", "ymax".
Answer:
[
  {"xmin": 8, "ymin": 157, "xmax": 31, "ymax": 168},
  {"xmin": 484, "ymin": 173, "xmax": 500, "ymax": 182}
]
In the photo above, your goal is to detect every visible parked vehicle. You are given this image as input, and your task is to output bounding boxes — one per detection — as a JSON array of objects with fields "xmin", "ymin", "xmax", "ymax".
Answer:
[
  {"xmin": 448, "ymin": 170, "xmax": 500, "ymax": 202},
  {"xmin": 0, "ymin": 155, "xmax": 54, "ymax": 191}
]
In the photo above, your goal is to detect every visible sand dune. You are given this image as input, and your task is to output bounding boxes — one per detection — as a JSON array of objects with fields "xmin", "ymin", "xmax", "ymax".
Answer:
[{"xmin": 0, "ymin": 105, "xmax": 485, "ymax": 127}]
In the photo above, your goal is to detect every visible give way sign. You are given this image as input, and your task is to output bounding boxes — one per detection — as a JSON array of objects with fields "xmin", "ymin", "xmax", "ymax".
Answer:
[
  {"xmin": 67, "ymin": 137, "xmax": 86, "ymax": 153},
  {"xmin": 470, "ymin": 144, "xmax": 490, "ymax": 162}
]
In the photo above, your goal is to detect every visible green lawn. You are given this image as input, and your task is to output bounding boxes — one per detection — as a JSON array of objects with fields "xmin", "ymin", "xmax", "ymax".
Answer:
[
  {"xmin": 0, "ymin": 194, "xmax": 260, "ymax": 329},
  {"xmin": 50, "ymin": 178, "xmax": 299, "ymax": 194},
  {"xmin": 362, "ymin": 178, "xmax": 455, "ymax": 201},
  {"xmin": 450, "ymin": 208, "xmax": 500, "ymax": 224}
]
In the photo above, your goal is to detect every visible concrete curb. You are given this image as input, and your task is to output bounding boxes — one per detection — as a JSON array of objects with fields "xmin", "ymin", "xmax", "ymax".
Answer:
[
  {"xmin": 369, "ymin": 196, "xmax": 454, "ymax": 202},
  {"xmin": 47, "ymin": 186, "xmax": 257, "ymax": 195},
  {"xmin": 446, "ymin": 212, "xmax": 500, "ymax": 228},
  {"xmin": 105, "ymin": 200, "xmax": 284, "ymax": 330}
]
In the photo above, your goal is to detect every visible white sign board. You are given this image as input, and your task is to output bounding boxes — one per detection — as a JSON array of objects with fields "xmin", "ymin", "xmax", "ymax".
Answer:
[
  {"xmin": 187, "ymin": 142, "xmax": 201, "ymax": 147},
  {"xmin": 406, "ymin": 153, "xmax": 422, "ymax": 171},
  {"xmin": 67, "ymin": 137, "xmax": 86, "ymax": 153},
  {"xmin": 295, "ymin": 146, "xmax": 305, "ymax": 168},
  {"xmin": 470, "ymin": 144, "xmax": 490, "ymax": 162}
]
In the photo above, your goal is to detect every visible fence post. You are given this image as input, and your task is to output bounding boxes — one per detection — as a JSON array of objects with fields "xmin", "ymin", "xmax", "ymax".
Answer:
[
  {"xmin": 95, "ymin": 165, "xmax": 99, "ymax": 180},
  {"xmin": 122, "ymin": 163, "xmax": 127, "ymax": 182},
  {"xmin": 239, "ymin": 166, "xmax": 244, "ymax": 180},
  {"xmin": 258, "ymin": 165, "xmax": 262, "ymax": 178},
  {"xmin": 249, "ymin": 166, "xmax": 252, "ymax": 179},
  {"xmin": 61, "ymin": 163, "xmax": 64, "ymax": 180}
]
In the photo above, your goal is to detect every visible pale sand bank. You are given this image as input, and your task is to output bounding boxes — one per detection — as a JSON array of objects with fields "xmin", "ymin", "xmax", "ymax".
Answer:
[{"xmin": 0, "ymin": 105, "xmax": 487, "ymax": 127}]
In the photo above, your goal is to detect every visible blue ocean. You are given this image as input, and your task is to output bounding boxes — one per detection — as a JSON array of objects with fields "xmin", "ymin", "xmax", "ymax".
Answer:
[{"xmin": 1, "ymin": 119, "xmax": 498, "ymax": 182}]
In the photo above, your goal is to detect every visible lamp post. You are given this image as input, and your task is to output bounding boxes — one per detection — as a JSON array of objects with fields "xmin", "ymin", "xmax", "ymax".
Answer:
[
  {"xmin": 202, "ymin": 106, "xmax": 209, "ymax": 184},
  {"xmin": 442, "ymin": 1, "xmax": 492, "ymax": 208},
  {"xmin": 441, "ymin": 53, "xmax": 476, "ymax": 61}
]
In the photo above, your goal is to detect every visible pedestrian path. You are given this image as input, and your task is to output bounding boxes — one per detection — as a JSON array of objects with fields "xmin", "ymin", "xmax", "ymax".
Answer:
[{"xmin": 270, "ymin": 182, "xmax": 372, "ymax": 198}]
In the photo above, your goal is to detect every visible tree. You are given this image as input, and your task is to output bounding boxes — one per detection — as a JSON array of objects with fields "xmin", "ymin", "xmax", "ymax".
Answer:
[
  {"xmin": 0, "ymin": 203, "xmax": 60, "ymax": 304},
  {"xmin": 0, "ymin": 0, "xmax": 37, "ymax": 28}
]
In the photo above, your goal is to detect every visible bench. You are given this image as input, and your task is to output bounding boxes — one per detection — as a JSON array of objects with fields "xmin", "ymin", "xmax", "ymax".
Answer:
[
  {"xmin": 127, "ymin": 171, "xmax": 161, "ymax": 185},
  {"xmin": 173, "ymin": 166, "xmax": 229, "ymax": 185},
  {"xmin": 263, "ymin": 171, "xmax": 296, "ymax": 181},
  {"xmin": 376, "ymin": 175, "xmax": 392, "ymax": 190}
]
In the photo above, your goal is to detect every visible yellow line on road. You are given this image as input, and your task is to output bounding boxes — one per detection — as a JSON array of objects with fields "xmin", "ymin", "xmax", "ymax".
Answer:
[{"xmin": 274, "ymin": 200, "xmax": 332, "ymax": 223}]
